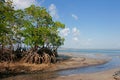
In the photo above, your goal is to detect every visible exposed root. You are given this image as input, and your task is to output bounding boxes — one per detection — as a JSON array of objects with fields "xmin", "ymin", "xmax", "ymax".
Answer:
[
  {"xmin": 0, "ymin": 47, "xmax": 57, "ymax": 64},
  {"xmin": 20, "ymin": 48, "xmax": 57, "ymax": 64}
]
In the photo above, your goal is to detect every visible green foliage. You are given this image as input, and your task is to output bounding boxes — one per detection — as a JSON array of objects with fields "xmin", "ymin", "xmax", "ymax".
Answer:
[
  {"xmin": 22, "ymin": 5, "xmax": 65, "ymax": 48},
  {"xmin": 0, "ymin": 1, "xmax": 65, "ymax": 50},
  {"xmin": 0, "ymin": 0, "xmax": 15, "ymax": 46}
]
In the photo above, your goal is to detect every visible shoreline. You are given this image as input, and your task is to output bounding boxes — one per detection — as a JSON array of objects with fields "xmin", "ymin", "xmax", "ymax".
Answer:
[
  {"xmin": 51, "ymin": 53, "xmax": 120, "ymax": 80},
  {"xmin": 0, "ymin": 53, "xmax": 110, "ymax": 79},
  {"xmin": 50, "ymin": 53, "xmax": 110, "ymax": 71},
  {"xmin": 53, "ymin": 68, "xmax": 120, "ymax": 80}
]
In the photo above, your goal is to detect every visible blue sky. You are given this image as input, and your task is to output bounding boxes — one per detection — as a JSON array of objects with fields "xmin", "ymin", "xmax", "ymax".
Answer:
[{"xmin": 13, "ymin": 0, "xmax": 120, "ymax": 49}]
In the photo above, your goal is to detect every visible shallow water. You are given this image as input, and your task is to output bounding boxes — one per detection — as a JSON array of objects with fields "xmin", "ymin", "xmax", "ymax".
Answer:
[
  {"xmin": 1, "ymin": 49, "xmax": 120, "ymax": 80},
  {"xmin": 57, "ymin": 49, "xmax": 120, "ymax": 75},
  {"xmin": 57, "ymin": 56, "xmax": 120, "ymax": 76}
]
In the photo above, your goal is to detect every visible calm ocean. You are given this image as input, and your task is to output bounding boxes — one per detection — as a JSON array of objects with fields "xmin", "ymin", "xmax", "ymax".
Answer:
[{"xmin": 58, "ymin": 49, "xmax": 120, "ymax": 56}]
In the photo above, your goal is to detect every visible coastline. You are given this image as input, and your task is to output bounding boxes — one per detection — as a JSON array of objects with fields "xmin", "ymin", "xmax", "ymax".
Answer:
[
  {"xmin": 0, "ymin": 52, "xmax": 110, "ymax": 80},
  {"xmin": 52, "ymin": 67, "xmax": 120, "ymax": 80},
  {"xmin": 50, "ymin": 53, "xmax": 110, "ymax": 71}
]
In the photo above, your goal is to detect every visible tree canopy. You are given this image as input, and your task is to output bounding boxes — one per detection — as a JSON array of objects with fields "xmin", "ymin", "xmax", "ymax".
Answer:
[{"xmin": 0, "ymin": 0, "xmax": 65, "ymax": 64}]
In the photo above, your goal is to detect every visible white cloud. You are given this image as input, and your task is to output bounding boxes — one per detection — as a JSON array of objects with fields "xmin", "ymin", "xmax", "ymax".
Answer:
[
  {"xmin": 12, "ymin": 0, "xmax": 37, "ymax": 10},
  {"xmin": 72, "ymin": 27, "xmax": 80, "ymax": 36},
  {"xmin": 73, "ymin": 37, "xmax": 79, "ymax": 41},
  {"xmin": 72, "ymin": 14, "xmax": 78, "ymax": 20},
  {"xmin": 60, "ymin": 28, "xmax": 70, "ymax": 37},
  {"xmin": 48, "ymin": 4, "xmax": 59, "ymax": 19}
]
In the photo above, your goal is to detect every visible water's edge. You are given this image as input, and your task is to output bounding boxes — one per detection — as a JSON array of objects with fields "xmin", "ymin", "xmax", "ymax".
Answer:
[{"xmin": 1, "ymin": 49, "xmax": 120, "ymax": 80}]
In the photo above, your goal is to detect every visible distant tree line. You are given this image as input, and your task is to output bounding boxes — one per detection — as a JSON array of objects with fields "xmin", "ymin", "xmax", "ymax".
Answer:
[{"xmin": 0, "ymin": 0, "xmax": 65, "ymax": 64}]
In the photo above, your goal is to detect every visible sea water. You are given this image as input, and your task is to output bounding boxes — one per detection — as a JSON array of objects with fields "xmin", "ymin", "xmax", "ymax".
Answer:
[{"xmin": 57, "ymin": 49, "xmax": 120, "ymax": 76}]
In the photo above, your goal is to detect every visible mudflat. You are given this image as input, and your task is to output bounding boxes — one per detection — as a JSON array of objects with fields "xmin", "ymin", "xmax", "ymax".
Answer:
[
  {"xmin": 53, "ymin": 68, "xmax": 120, "ymax": 80},
  {"xmin": 0, "ymin": 53, "xmax": 110, "ymax": 80}
]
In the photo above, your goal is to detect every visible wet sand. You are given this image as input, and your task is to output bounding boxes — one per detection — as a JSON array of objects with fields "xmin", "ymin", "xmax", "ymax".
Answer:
[
  {"xmin": 51, "ymin": 53, "xmax": 110, "ymax": 71},
  {"xmin": 0, "ymin": 53, "xmax": 109, "ymax": 73},
  {"xmin": 53, "ymin": 68, "xmax": 120, "ymax": 80},
  {"xmin": 51, "ymin": 53, "xmax": 120, "ymax": 80},
  {"xmin": 0, "ymin": 53, "xmax": 111, "ymax": 80}
]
